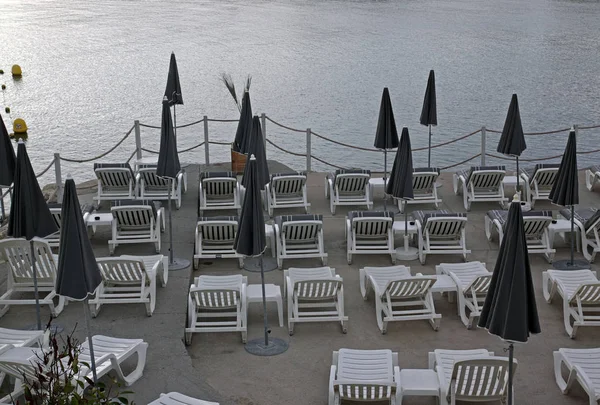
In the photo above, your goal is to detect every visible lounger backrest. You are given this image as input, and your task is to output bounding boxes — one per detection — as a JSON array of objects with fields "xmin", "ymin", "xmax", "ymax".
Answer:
[
  {"xmin": 138, "ymin": 167, "xmax": 170, "ymax": 189},
  {"xmin": 96, "ymin": 258, "xmax": 148, "ymax": 285},
  {"xmin": 47, "ymin": 204, "xmax": 63, "ymax": 230},
  {"xmin": 192, "ymin": 288, "xmax": 240, "ymax": 309},
  {"xmin": 200, "ymin": 172, "xmax": 237, "ymax": 198},
  {"xmin": 282, "ymin": 221, "xmax": 322, "ymax": 242},
  {"xmin": 465, "ymin": 166, "xmax": 505, "ymax": 188},
  {"xmin": 94, "ymin": 163, "xmax": 133, "ymax": 189},
  {"xmin": 337, "ymin": 348, "xmax": 393, "ymax": 382},
  {"xmin": 0, "ymin": 352, "xmax": 39, "ymax": 382},
  {"xmin": 424, "ymin": 216, "xmax": 467, "ymax": 237},
  {"xmin": 584, "ymin": 209, "xmax": 600, "ymax": 234},
  {"xmin": 412, "ymin": 168, "xmax": 440, "ymax": 192},
  {"xmin": 466, "ymin": 275, "xmax": 492, "ymax": 294},
  {"xmin": 112, "ymin": 206, "xmax": 155, "ymax": 230},
  {"xmin": 570, "ymin": 282, "xmax": 600, "ymax": 305},
  {"xmin": 197, "ymin": 217, "xmax": 238, "ymax": 244},
  {"xmin": 449, "ymin": 358, "xmax": 515, "ymax": 402},
  {"xmin": 335, "ymin": 174, "xmax": 370, "ymax": 195},
  {"xmin": 0, "ymin": 239, "xmax": 57, "ymax": 283},
  {"xmin": 294, "ymin": 278, "xmax": 341, "ymax": 300},
  {"xmin": 288, "ymin": 267, "xmax": 334, "ymax": 281},
  {"xmin": 271, "ymin": 173, "xmax": 306, "ymax": 195},
  {"xmin": 383, "ymin": 277, "xmax": 435, "ymax": 299},
  {"xmin": 522, "ymin": 215, "xmax": 553, "ymax": 238},
  {"xmin": 333, "ymin": 381, "xmax": 395, "ymax": 403},
  {"xmin": 349, "ymin": 212, "xmax": 394, "ymax": 237}
]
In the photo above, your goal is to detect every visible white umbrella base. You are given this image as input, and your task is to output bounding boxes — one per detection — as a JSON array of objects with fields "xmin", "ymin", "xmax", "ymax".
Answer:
[
  {"xmin": 169, "ymin": 258, "xmax": 190, "ymax": 271},
  {"xmin": 245, "ymin": 337, "xmax": 289, "ymax": 356},
  {"xmin": 396, "ymin": 236, "xmax": 418, "ymax": 261}
]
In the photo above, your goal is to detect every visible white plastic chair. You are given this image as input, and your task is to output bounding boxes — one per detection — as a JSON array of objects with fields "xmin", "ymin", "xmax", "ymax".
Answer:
[
  {"xmin": 109, "ymin": 201, "xmax": 164, "ymax": 254},
  {"xmin": 193, "ymin": 216, "xmax": 243, "ymax": 270},
  {"xmin": 93, "ymin": 163, "xmax": 135, "ymax": 205},
  {"xmin": 519, "ymin": 163, "xmax": 560, "ymax": 208},
  {"xmin": 346, "ymin": 211, "xmax": 395, "ymax": 265},
  {"xmin": 585, "ymin": 165, "xmax": 600, "ymax": 192},
  {"xmin": 325, "ymin": 169, "xmax": 372, "ymax": 215},
  {"xmin": 413, "ymin": 210, "xmax": 470, "ymax": 265},
  {"xmin": 136, "ymin": 165, "xmax": 185, "ymax": 209},
  {"xmin": 398, "ymin": 167, "xmax": 442, "ymax": 213},
  {"xmin": 266, "ymin": 172, "xmax": 310, "ymax": 215},
  {"xmin": 274, "ymin": 214, "xmax": 327, "ymax": 269},
  {"xmin": 198, "ymin": 171, "xmax": 241, "ymax": 215},
  {"xmin": 559, "ymin": 207, "xmax": 600, "ymax": 262},
  {"xmin": 554, "ymin": 347, "xmax": 600, "ymax": 405},
  {"xmin": 453, "ymin": 165, "xmax": 507, "ymax": 211}
]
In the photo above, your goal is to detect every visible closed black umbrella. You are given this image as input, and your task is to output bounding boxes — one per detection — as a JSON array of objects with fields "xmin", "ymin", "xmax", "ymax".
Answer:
[
  {"xmin": 478, "ymin": 200, "xmax": 541, "ymax": 405},
  {"xmin": 374, "ymin": 88, "xmax": 399, "ymax": 211},
  {"xmin": 420, "ymin": 70, "xmax": 437, "ymax": 167},
  {"xmin": 235, "ymin": 155, "xmax": 288, "ymax": 356},
  {"xmin": 242, "ymin": 116, "xmax": 269, "ymax": 191},
  {"xmin": 233, "ymin": 92, "xmax": 253, "ymax": 154},
  {"xmin": 387, "ymin": 127, "xmax": 416, "ymax": 261},
  {"xmin": 8, "ymin": 140, "xmax": 58, "ymax": 330},
  {"xmin": 157, "ymin": 98, "xmax": 189, "ymax": 271},
  {"xmin": 56, "ymin": 178, "xmax": 102, "ymax": 382},
  {"xmin": 164, "ymin": 52, "xmax": 183, "ymax": 139},
  {"xmin": 550, "ymin": 129, "xmax": 587, "ymax": 270},
  {"xmin": 497, "ymin": 94, "xmax": 527, "ymax": 195},
  {"xmin": 0, "ymin": 113, "xmax": 16, "ymax": 220}
]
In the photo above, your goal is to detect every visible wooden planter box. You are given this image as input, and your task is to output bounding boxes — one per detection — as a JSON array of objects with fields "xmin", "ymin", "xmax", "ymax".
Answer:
[{"xmin": 231, "ymin": 148, "xmax": 247, "ymax": 174}]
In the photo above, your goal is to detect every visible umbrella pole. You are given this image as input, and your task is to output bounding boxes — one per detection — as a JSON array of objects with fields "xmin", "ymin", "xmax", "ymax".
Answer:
[
  {"xmin": 168, "ymin": 178, "xmax": 174, "ymax": 265},
  {"xmin": 428, "ymin": 125, "xmax": 432, "ymax": 168},
  {"xmin": 383, "ymin": 150, "xmax": 387, "ymax": 211},
  {"xmin": 259, "ymin": 254, "xmax": 269, "ymax": 346},
  {"xmin": 570, "ymin": 205, "xmax": 575, "ymax": 266},
  {"xmin": 173, "ymin": 103, "xmax": 177, "ymax": 142},
  {"xmin": 516, "ymin": 157, "xmax": 520, "ymax": 196},
  {"xmin": 30, "ymin": 240, "xmax": 42, "ymax": 330},
  {"xmin": 83, "ymin": 298, "xmax": 98, "ymax": 383},
  {"xmin": 508, "ymin": 343, "xmax": 514, "ymax": 405},
  {"xmin": 0, "ymin": 187, "xmax": 4, "ymax": 221}
]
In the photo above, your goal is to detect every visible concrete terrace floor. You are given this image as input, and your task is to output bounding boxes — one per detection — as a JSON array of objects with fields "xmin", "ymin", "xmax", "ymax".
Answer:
[{"xmin": 1, "ymin": 162, "xmax": 600, "ymax": 405}]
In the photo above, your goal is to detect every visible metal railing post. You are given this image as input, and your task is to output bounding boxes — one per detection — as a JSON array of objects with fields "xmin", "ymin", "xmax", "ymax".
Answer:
[
  {"xmin": 306, "ymin": 128, "xmax": 312, "ymax": 172},
  {"xmin": 203, "ymin": 116, "xmax": 210, "ymax": 165},
  {"xmin": 134, "ymin": 120, "xmax": 142, "ymax": 160},
  {"xmin": 54, "ymin": 153, "xmax": 63, "ymax": 202},
  {"xmin": 261, "ymin": 113, "xmax": 267, "ymax": 156},
  {"xmin": 480, "ymin": 126, "xmax": 486, "ymax": 166}
]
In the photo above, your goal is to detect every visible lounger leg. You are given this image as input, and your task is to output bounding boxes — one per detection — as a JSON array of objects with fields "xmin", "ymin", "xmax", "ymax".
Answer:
[
  {"xmin": 111, "ymin": 342, "xmax": 149, "ymax": 386},
  {"xmin": 553, "ymin": 352, "xmax": 576, "ymax": 394},
  {"xmin": 563, "ymin": 301, "xmax": 577, "ymax": 338}
]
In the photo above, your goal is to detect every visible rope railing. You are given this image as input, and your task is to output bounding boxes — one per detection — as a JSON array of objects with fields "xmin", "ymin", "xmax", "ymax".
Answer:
[
  {"xmin": 179, "ymin": 142, "xmax": 205, "ymax": 153},
  {"xmin": 265, "ymin": 116, "xmax": 306, "ymax": 133},
  {"xmin": 206, "ymin": 118, "xmax": 238, "ymax": 123},
  {"xmin": 208, "ymin": 140, "xmax": 233, "ymax": 145},
  {"xmin": 126, "ymin": 149, "xmax": 138, "ymax": 164},
  {"xmin": 59, "ymin": 125, "xmax": 135, "ymax": 163},
  {"xmin": 311, "ymin": 130, "xmax": 379, "ymax": 152},
  {"xmin": 440, "ymin": 154, "xmax": 481, "ymax": 170},
  {"xmin": 487, "ymin": 146, "xmax": 600, "ymax": 163},
  {"xmin": 266, "ymin": 139, "xmax": 306, "ymax": 157},
  {"xmin": 36, "ymin": 159, "xmax": 56, "ymax": 178},
  {"xmin": 141, "ymin": 147, "xmax": 159, "ymax": 154},
  {"xmin": 139, "ymin": 118, "xmax": 207, "ymax": 129},
  {"xmin": 487, "ymin": 127, "xmax": 572, "ymax": 136},
  {"xmin": 580, "ymin": 124, "xmax": 600, "ymax": 130},
  {"xmin": 415, "ymin": 128, "xmax": 482, "ymax": 151},
  {"xmin": 311, "ymin": 155, "xmax": 345, "ymax": 169}
]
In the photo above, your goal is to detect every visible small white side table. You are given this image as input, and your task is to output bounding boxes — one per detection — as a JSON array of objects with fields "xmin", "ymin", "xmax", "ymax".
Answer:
[
  {"xmin": 399, "ymin": 369, "xmax": 440, "ymax": 402},
  {"xmin": 393, "ymin": 221, "xmax": 419, "ymax": 261},
  {"xmin": 246, "ymin": 284, "xmax": 284, "ymax": 327},
  {"xmin": 86, "ymin": 213, "xmax": 114, "ymax": 235},
  {"xmin": 429, "ymin": 274, "xmax": 457, "ymax": 303},
  {"xmin": 549, "ymin": 219, "xmax": 580, "ymax": 251}
]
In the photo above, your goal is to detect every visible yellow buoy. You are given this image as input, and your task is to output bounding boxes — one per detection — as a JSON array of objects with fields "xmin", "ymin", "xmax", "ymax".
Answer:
[
  {"xmin": 13, "ymin": 118, "xmax": 27, "ymax": 134},
  {"xmin": 11, "ymin": 65, "xmax": 22, "ymax": 77}
]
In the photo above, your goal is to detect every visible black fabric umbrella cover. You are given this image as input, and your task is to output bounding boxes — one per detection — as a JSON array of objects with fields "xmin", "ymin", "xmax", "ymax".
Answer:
[
  {"xmin": 241, "ymin": 116, "xmax": 269, "ymax": 190},
  {"xmin": 55, "ymin": 179, "xmax": 102, "ymax": 300},
  {"xmin": 0, "ymin": 113, "xmax": 16, "ymax": 186},
  {"xmin": 549, "ymin": 130, "xmax": 578, "ymax": 207},
  {"xmin": 497, "ymin": 94, "xmax": 526, "ymax": 157},
  {"xmin": 8, "ymin": 140, "xmax": 57, "ymax": 240},
  {"xmin": 164, "ymin": 52, "xmax": 183, "ymax": 105},
  {"xmin": 478, "ymin": 201, "xmax": 541, "ymax": 342},
  {"xmin": 386, "ymin": 127, "xmax": 414, "ymax": 199},
  {"xmin": 234, "ymin": 91, "xmax": 253, "ymax": 154},
  {"xmin": 420, "ymin": 70, "xmax": 437, "ymax": 126},
  {"xmin": 235, "ymin": 156, "xmax": 266, "ymax": 257},
  {"xmin": 373, "ymin": 88, "xmax": 399, "ymax": 150},
  {"xmin": 156, "ymin": 98, "xmax": 181, "ymax": 179}
]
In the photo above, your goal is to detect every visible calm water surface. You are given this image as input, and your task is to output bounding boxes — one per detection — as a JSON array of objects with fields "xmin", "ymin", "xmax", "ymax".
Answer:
[{"xmin": 1, "ymin": 0, "xmax": 599, "ymax": 183}]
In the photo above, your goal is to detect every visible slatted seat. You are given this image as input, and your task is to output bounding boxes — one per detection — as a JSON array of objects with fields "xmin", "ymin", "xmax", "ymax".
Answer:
[
  {"xmin": 0, "ymin": 328, "xmax": 44, "ymax": 388},
  {"xmin": 148, "ymin": 393, "xmax": 219, "ymax": 405},
  {"xmin": 485, "ymin": 209, "xmax": 555, "ymax": 263},
  {"xmin": 194, "ymin": 216, "xmax": 242, "ymax": 270},
  {"xmin": 453, "ymin": 165, "xmax": 507, "ymax": 211},
  {"xmin": 553, "ymin": 347, "xmax": 600, "ymax": 405},
  {"xmin": 0, "ymin": 238, "xmax": 65, "ymax": 318},
  {"xmin": 285, "ymin": 267, "xmax": 347, "ymax": 335},
  {"xmin": 93, "ymin": 163, "xmax": 135, "ymax": 206},
  {"xmin": 398, "ymin": 167, "xmax": 442, "ymax": 213},
  {"xmin": 274, "ymin": 214, "xmax": 327, "ymax": 269},
  {"xmin": 428, "ymin": 349, "xmax": 515, "ymax": 405},
  {"xmin": 346, "ymin": 211, "xmax": 395, "ymax": 265},
  {"xmin": 328, "ymin": 349, "xmax": 400, "ymax": 405},
  {"xmin": 520, "ymin": 163, "xmax": 560, "ymax": 208},
  {"xmin": 360, "ymin": 265, "xmax": 440, "ymax": 333},
  {"xmin": 266, "ymin": 172, "xmax": 310, "ymax": 215},
  {"xmin": 542, "ymin": 269, "xmax": 600, "ymax": 338},
  {"xmin": 413, "ymin": 210, "xmax": 470, "ymax": 264},
  {"xmin": 90, "ymin": 256, "xmax": 165, "ymax": 317},
  {"xmin": 136, "ymin": 164, "xmax": 185, "ymax": 209},
  {"xmin": 559, "ymin": 207, "xmax": 600, "ymax": 262},
  {"xmin": 326, "ymin": 169, "xmax": 372, "ymax": 215},
  {"xmin": 198, "ymin": 171, "xmax": 241, "ymax": 215},
  {"xmin": 109, "ymin": 200, "xmax": 164, "ymax": 254},
  {"xmin": 185, "ymin": 275, "xmax": 247, "ymax": 345},
  {"xmin": 436, "ymin": 262, "xmax": 492, "ymax": 328},
  {"xmin": 585, "ymin": 165, "xmax": 600, "ymax": 192}
]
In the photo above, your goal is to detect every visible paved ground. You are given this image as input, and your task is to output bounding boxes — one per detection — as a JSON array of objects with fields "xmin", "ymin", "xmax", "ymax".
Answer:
[{"xmin": 1, "ymin": 163, "xmax": 599, "ymax": 405}]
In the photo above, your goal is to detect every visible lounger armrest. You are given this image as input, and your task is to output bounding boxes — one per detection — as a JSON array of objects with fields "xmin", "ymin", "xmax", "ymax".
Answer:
[{"xmin": 328, "ymin": 365, "xmax": 337, "ymax": 405}]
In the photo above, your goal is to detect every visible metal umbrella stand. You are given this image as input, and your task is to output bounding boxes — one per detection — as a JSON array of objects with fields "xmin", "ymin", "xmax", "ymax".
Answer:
[
  {"xmin": 0, "ymin": 112, "xmax": 16, "ymax": 221},
  {"xmin": 373, "ymin": 88, "xmax": 399, "ymax": 212},
  {"xmin": 478, "ymin": 199, "xmax": 541, "ymax": 405},
  {"xmin": 420, "ymin": 70, "xmax": 437, "ymax": 168},
  {"xmin": 8, "ymin": 140, "xmax": 58, "ymax": 331},
  {"xmin": 497, "ymin": 94, "xmax": 527, "ymax": 198},
  {"xmin": 237, "ymin": 156, "xmax": 288, "ymax": 356},
  {"xmin": 157, "ymin": 98, "xmax": 189, "ymax": 271},
  {"xmin": 387, "ymin": 127, "xmax": 417, "ymax": 261},
  {"xmin": 550, "ymin": 129, "xmax": 589, "ymax": 270},
  {"xmin": 55, "ymin": 177, "xmax": 103, "ymax": 383},
  {"xmin": 164, "ymin": 52, "xmax": 183, "ymax": 141}
]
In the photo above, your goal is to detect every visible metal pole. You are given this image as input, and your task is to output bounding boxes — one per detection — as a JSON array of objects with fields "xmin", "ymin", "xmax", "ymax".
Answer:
[
  {"xmin": 54, "ymin": 153, "xmax": 62, "ymax": 202},
  {"xmin": 516, "ymin": 156, "xmax": 520, "ymax": 197},
  {"xmin": 508, "ymin": 343, "xmax": 514, "ymax": 405},
  {"xmin": 83, "ymin": 298, "xmax": 98, "ymax": 383},
  {"xmin": 172, "ymin": 103, "xmax": 177, "ymax": 142},
  {"xmin": 0, "ymin": 187, "xmax": 4, "ymax": 221},
  {"xmin": 383, "ymin": 150, "xmax": 387, "ymax": 211},
  {"xmin": 30, "ymin": 240, "xmax": 42, "ymax": 330},
  {"xmin": 203, "ymin": 116, "xmax": 210, "ymax": 165},
  {"xmin": 480, "ymin": 126, "xmax": 487, "ymax": 166},
  {"xmin": 134, "ymin": 120, "xmax": 142, "ymax": 160},
  {"xmin": 259, "ymin": 255, "xmax": 269, "ymax": 346},
  {"xmin": 261, "ymin": 113, "xmax": 267, "ymax": 152},
  {"xmin": 428, "ymin": 124, "xmax": 432, "ymax": 167},
  {"xmin": 571, "ymin": 205, "xmax": 575, "ymax": 265},
  {"xmin": 306, "ymin": 128, "xmax": 312, "ymax": 172},
  {"xmin": 168, "ymin": 178, "xmax": 174, "ymax": 265}
]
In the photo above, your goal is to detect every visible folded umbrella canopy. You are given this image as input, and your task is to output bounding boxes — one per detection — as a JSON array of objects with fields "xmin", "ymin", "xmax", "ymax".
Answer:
[
  {"xmin": 8, "ymin": 140, "xmax": 58, "ymax": 330},
  {"xmin": 420, "ymin": 70, "xmax": 437, "ymax": 167},
  {"xmin": 497, "ymin": 94, "xmax": 527, "ymax": 195},
  {"xmin": 56, "ymin": 178, "xmax": 102, "ymax": 382},
  {"xmin": 164, "ymin": 52, "xmax": 183, "ymax": 139},
  {"xmin": 478, "ymin": 200, "xmax": 541, "ymax": 405},
  {"xmin": 0, "ymin": 113, "xmax": 16, "ymax": 219},
  {"xmin": 242, "ymin": 116, "xmax": 269, "ymax": 191},
  {"xmin": 233, "ymin": 91, "xmax": 253, "ymax": 154},
  {"xmin": 373, "ymin": 88, "xmax": 399, "ymax": 211}
]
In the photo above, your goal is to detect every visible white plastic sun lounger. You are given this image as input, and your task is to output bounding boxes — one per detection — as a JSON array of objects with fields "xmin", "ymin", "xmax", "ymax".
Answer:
[
  {"xmin": 520, "ymin": 163, "xmax": 560, "ymax": 208},
  {"xmin": 453, "ymin": 165, "xmax": 507, "ymax": 211},
  {"xmin": 586, "ymin": 165, "xmax": 600, "ymax": 192},
  {"xmin": 329, "ymin": 348, "xmax": 400, "ymax": 405},
  {"xmin": 346, "ymin": 211, "xmax": 395, "ymax": 265},
  {"xmin": 360, "ymin": 265, "xmax": 440, "ymax": 333},
  {"xmin": 194, "ymin": 216, "xmax": 243, "ymax": 270},
  {"xmin": 413, "ymin": 210, "xmax": 470, "ymax": 265},
  {"xmin": 44, "ymin": 203, "xmax": 94, "ymax": 248},
  {"xmin": 109, "ymin": 201, "xmax": 164, "ymax": 254},
  {"xmin": 436, "ymin": 262, "xmax": 492, "ymax": 328},
  {"xmin": 398, "ymin": 167, "xmax": 442, "ymax": 213},
  {"xmin": 542, "ymin": 269, "xmax": 600, "ymax": 338},
  {"xmin": 326, "ymin": 169, "xmax": 372, "ymax": 215},
  {"xmin": 185, "ymin": 275, "xmax": 247, "ymax": 345},
  {"xmin": 554, "ymin": 347, "xmax": 600, "ymax": 405},
  {"xmin": 559, "ymin": 207, "xmax": 600, "ymax": 262},
  {"xmin": 429, "ymin": 348, "xmax": 515, "ymax": 405},
  {"xmin": 0, "ymin": 335, "xmax": 147, "ymax": 401},
  {"xmin": 0, "ymin": 328, "xmax": 45, "ymax": 388},
  {"xmin": 148, "ymin": 393, "xmax": 220, "ymax": 405},
  {"xmin": 274, "ymin": 214, "xmax": 327, "ymax": 269},
  {"xmin": 285, "ymin": 267, "xmax": 347, "ymax": 335},
  {"xmin": 198, "ymin": 171, "xmax": 241, "ymax": 215},
  {"xmin": 136, "ymin": 164, "xmax": 185, "ymax": 209},
  {"xmin": 266, "ymin": 172, "xmax": 310, "ymax": 215},
  {"xmin": 93, "ymin": 163, "xmax": 136, "ymax": 206}
]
